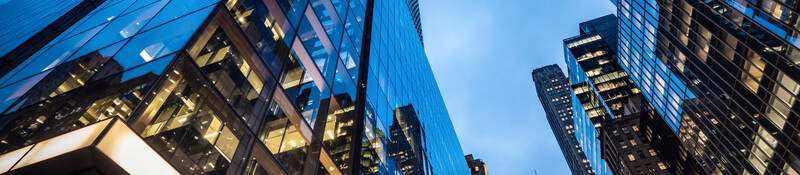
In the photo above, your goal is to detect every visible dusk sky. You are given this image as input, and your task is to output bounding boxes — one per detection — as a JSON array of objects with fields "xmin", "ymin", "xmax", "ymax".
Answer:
[{"xmin": 419, "ymin": 0, "xmax": 616, "ymax": 174}]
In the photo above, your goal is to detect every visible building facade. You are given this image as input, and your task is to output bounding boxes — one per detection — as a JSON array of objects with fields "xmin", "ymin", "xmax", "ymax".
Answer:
[
  {"xmin": 465, "ymin": 154, "xmax": 488, "ymax": 175},
  {"xmin": 565, "ymin": 14, "xmax": 704, "ymax": 175},
  {"xmin": 532, "ymin": 64, "xmax": 595, "ymax": 175},
  {"xmin": 0, "ymin": 0, "xmax": 469, "ymax": 174},
  {"xmin": 598, "ymin": 110, "xmax": 705, "ymax": 175},
  {"xmin": 564, "ymin": 14, "xmax": 628, "ymax": 175},
  {"xmin": 0, "ymin": 0, "xmax": 106, "ymax": 78},
  {"xmin": 615, "ymin": 0, "xmax": 800, "ymax": 174}
]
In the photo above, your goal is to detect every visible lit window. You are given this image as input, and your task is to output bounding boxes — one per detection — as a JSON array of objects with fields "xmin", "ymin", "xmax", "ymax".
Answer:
[
  {"xmin": 649, "ymin": 149, "xmax": 657, "ymax": 156},
  {"xmin": 628, "ymin": 154, "xmax": 636, "ymax": 161},
  {"xmin": 658, "ymin": 162, "xmax": 667, "ymax": 170}
]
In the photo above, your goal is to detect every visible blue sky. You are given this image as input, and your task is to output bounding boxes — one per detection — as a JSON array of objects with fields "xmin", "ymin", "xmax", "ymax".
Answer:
[{"xmin": 419, "ymin": 0, "xmax": 615, "ymax": 174}]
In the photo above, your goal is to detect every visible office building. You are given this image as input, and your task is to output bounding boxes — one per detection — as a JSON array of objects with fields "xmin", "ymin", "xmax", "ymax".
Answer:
[
  {"xmin": 465, "ymin": 154, "xmax": 488, "ymax": 175},
  {"xmin": 615, "ymin": 0, "xmax": 800, "ymax": 174},
  {"xmin": 599, "ymin": 110, "xmax": 705, "ymax": 175},
  {"xmin": 532, "ymin": 64, "xmax": 595, "ymax": 175},
  {"xmin": 0, "ymin": 0, "xmax": 469, "ymax": 174},
  {"xmin": 564, "ymin": 14, "xmax": 628, "ymax": 175},
  {"xmin": 565, "ymin": 14, "xmax": 703, "ymax": 174}
]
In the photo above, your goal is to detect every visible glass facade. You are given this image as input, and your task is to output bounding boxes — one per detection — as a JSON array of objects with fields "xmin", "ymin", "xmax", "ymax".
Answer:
[
  {"xmin": 532, "ymin": 65, "xmax": 596, "ymax": 175},
  {"xmin": 616, "ymin": 0, "xmax": 800, "ymax": 174},
  {"xmin": 0, "ymin": 0, "xmax": 468, "ymax": 174},
  {"xmin": 0, "ymin": 0, "xmax": 106, "ymax": 79},
  {"xmin": 564, "ymin": 14, "xmax": 703, "ymax": 175},
  {"xmin": 564, "ymin": 15, "xmax": 627, "ymax": 175}
]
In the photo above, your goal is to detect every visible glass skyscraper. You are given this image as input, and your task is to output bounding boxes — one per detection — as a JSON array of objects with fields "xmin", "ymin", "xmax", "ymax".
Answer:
[
  {"xmin": 532, "ymin": 64, "xmax": 595, "ymax": 175},
  {"xmin": 616, "ymin": 0, "xmax": 800, "ymax": 174},
  {"xmin": 0, "ymin": 0, "xmax": 468, "ymax": 174},
  {"xmin": 563, "ymin": 14, "xmax": 628, "ymax": 175},
  {"xmin": 564, "ymin": 14, "xmax": 704, "ymax": 175}
]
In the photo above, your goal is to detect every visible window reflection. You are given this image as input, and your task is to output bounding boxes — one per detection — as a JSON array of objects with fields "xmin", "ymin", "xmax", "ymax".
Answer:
[
  {"xmin": 0, "ymin": 24, "xmax": 106, "ymax": 87},
  {"xmin": 259, "ymin": 100, "xmax": 307, "ymax": 174},
  {"xmin": 114, "ymin": 5, "xmax": 213, "ymax": 69},
  {"xmin": 280, "ymin": 51, "xmax": 323, "ymax": 125},
  {"xmin": 322, "ymin": 96, "xmax": 355, "ymax": 172},
  {"xmin": 70, "ymin": 0, "xmax": 168, "ymax": 61},
  {"xmin": 0, "ymin": 55, "xmax": 160, "ymax": 153},
  {"xmin": 194, "ymin": 30, "xmax": 274, "ymax": 131},
  {"xmin": 140, "ymin": 72, "xmax": 241, "ymax": 174}
]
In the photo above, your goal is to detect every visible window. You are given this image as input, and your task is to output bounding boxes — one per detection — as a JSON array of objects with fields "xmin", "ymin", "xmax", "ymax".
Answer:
[
  {"xmin": 658, "ymin": 162, "xmax": 667, "ymax": 170},
  {"xmin": 140, "ymin": 71, "xmax": 242, "ymax": 174},
  {"xmin": 649, "ymin": 149, "xmax": 657, "ymax": 156}
]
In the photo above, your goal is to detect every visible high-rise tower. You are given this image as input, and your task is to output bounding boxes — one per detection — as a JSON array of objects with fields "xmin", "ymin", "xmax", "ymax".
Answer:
[
  {"xmin": 0, "ymin": 0, "xmax": 468, "ymax": 174},
  {"xmin": 564, "ymin": 14, "xmax": 703, "ymax": 175},
  {"xmin": 533, "ymin": 64, "xmax": 595, "ymax": 175},
  {"xmin": 615, "ymin": 0, "xmax": 800, "ymax": 174}
]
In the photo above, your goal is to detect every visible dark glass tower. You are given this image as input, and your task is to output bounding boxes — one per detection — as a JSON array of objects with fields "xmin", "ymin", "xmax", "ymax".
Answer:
[
  {"xmin": 532, "ymin": 64, "xmax": 595, "ymax": 175},
  {"xmin": 616, "ymin": 0, "xmax": 800, "ymax": 174},
  {"xmin": 565, "ymin": 14, "xmax": 703, "ymax": 175},
  {"xmin": 0, "ymin": 0, "xmax": 468, "ymax": 174}
]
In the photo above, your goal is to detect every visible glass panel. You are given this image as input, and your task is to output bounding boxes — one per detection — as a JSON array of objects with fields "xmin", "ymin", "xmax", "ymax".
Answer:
[
  {"xmin": 141, "ymin": 0, "xmax": 218, "ymax": 31},
  {"xmin": 344, "ymin": 10, "xmax": 362, "ymax": 54},
  {"xmin": 122, "ymin": 0, "xmax": 164, "ymax": 14},
  {"xmin": 275, "ymin": 0, "xmax": 307, "ymax": 28},
  {"xmin": 259, "ymin": 100, "xmax": 307, "ymax": 174},
  {"xmin": 0, "ymin": 64, "xmax": 157, "ymax": 153},
  {"xmin": 67, "ymin": 0, "xmax": 136, "ymax": 37},
  {"xmin": 321, "ymin": 97, "xmax": 353, "ymax": 172},
  {"xmin": 114, "ymin": 5, "xmax": 213, "ymax": 69},
  {"xmin": 310, "ymin": 0, "xmax": 344, "ymax": 50},
  {"xmin": 0, "ymin": 48, "xmax": 121, "ymax": 116},
  {"xmin": 338, "ymin": 35, "xmax": 359, "ymax": 82},
  {"xmin": 297, "ymin": 16, "xmax": 337, "ymax": 84},
  {"xmin": 0, "ymin": 24, "xmax": 106, "ymax": 87},
  {"xmin": 0, "ymin": 71, "xmax": 50, "ymax": 114},
  {"xmin": 141, "ymin": 75, "xmax": 241, "ymax": 174},
  {"xmin": 279, "ymin": 49, "xmax": 324, "ymax": 125},
  {"xmin": 70, "ymin": 0, "xmax": 169, "ymax": 60},
  {"xmin": 193, "ymin": 30, "xmax": 275, "ymax": 131}
]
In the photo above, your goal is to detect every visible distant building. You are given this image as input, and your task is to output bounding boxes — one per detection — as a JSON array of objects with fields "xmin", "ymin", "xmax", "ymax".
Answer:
[
  {"xmin": 532, "ymin": 64, "xmax": 595, "ymax": 175},
  {"xmin": 465, "ymin": 154, "xmax": 489, "ymax": 175}
]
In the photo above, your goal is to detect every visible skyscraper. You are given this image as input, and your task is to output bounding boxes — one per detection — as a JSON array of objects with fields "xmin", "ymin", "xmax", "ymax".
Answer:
[
  {"xmin": 532, "ymin": 64, "xmax": 595, "ymax": 175},
  {"xmin": 564, "ymin": 14, "xmax": 703, "ymax": 175},
  {"xmin": 615, "ymin": 0, "xmax": 800, "ymax": 174},
  {"xmin": 0, "ymin": 0, "xmax": 468, "ymax": 174},
  {"xmin": 564, "ymin": 14, "xmax": 626, "ymax": 175}
]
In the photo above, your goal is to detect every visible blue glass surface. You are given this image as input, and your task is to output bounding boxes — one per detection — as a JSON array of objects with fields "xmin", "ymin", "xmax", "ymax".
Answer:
[
  {"xmin": 0, "ymin": 0, "xmax": 83, "ymax": 57},
  {"xmin": 68, "ymin": 0, "xmax": 136, "ymax": 38},
  {"xmin": 114, "ymin": 5, "xmax": 213, "ymax": 69},
  {"xmin": 141, "ymin": 0, "xmax": 217, "ymax": 31},
  {"xmin": 0, "ymin": 24, "xmax": 106, "ymax": 87},
  {"xmin": 70, "ymin": 0, "xmax": 168, "ymax": 61}
]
